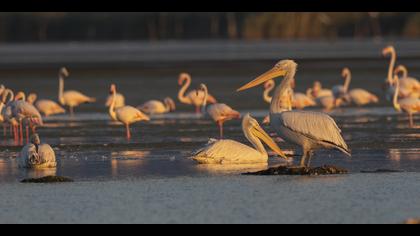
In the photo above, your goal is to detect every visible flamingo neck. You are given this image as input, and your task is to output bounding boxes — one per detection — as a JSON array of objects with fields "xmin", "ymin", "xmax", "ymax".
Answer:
[
  {"xmin": 2, "ymin": 89, "xmax": 13, "ymax": 103},
  {"xmin": 392, "ymin": 76, "xmax": 400, "ymax": 111},
  {"xmin": 59, "ymin": 76, "xmax": 65, "ymax": 105},
  {"xmin": 270, "ymin": 70, "xmax": 295, "ymax": 114},
  {"xmin": 387, "ymin": 51, "xmax": 396, "ymax": 84},
  {"xmin": 201, "ymin": 85, "xmax": 208, "ymax": 114},
  {"xmin": 263, "ymin": 84, "xmax": 273, "ymax": 103},
  {"xmin": 178, "ymin": 76, "xmax": 191, "ymax": 104},
  {"xmin": 109, "ymin": 90, "xmax": 117, "ymax": 121},
  {"xmin": 344, "ymin": 72, "xmax": 352, "ymax": 92}
]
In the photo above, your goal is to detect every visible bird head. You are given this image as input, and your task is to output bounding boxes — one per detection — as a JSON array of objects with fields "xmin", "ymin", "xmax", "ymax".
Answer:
[
  {"xmin": 30, "ymin": 134, "xmax": 41, "ymax": 145},
  {"xmin": 164, "ymin": 97, "xmax": 176, "ymax": 111},
  {"xmin": 178, "ymin": 73, "xmax": 191, "ymax": 85},
  {"xmin": 341, "ymin": 67, "xmax": 351, "ymax": 78},
  {"xmin": 59, "ymin": 67, "xmax": 69, "ymax": 78},
  {"xmin": 109, "ymin": 84, "xmax": 117, "ymax": 94},
  {"xmin": 382, "ymin": 46, "xmax": 395, "ymax": 57}
]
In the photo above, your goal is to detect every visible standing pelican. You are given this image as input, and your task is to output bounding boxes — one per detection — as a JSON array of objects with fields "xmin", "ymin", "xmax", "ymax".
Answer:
[
  {"xmin": 237, "ymin": 60, "xmax": 350, "ymax": 167},
  {"xmin": 58, "ymin": 67, "xmax": 96, "ymax": 116},
  {"xmin": 394, "ymin": 65, "xmax": 420, "ymax": 99},
  {"xmin": 192, "ymin": 113, "xmax": 287, "ymax": 164},
  {"xmin": 199, "ymin": 84, "xmax": 240, "ymax": 139},
  {"xmin": 26, "ymin": 93, "xmax": 66, "ymax": 117},
  {"xmin": 337, "ymin": 68, "xmax": 379, "ymax": 106},
  {"xmin": 18, "ymin": 134, "xmax": 56, "ymax": 169},
  {"xmin": 392, "ymin": 75, "xmax": 420, "ymax": 128},
  {"xmin": 109, "ymin": 84, "xmax": 150, "ymax": 140},
  {"xmin": 178, "ymin": 73, "xmax": 217, "ymax": 113},
  {"xmin": 137, "ymin": 97, "xmax": 176, "ymax": 115},
  {"xmin": 263, "ymin": 80, "xmax": 315, "ymax": 110}
]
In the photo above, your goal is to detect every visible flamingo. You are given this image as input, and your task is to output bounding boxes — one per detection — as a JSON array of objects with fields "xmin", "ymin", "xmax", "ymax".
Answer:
[
  {"xmin": 237, "ymin": 60, "xmax": 350, "ymax": 167},
  {"xmin": 58, "ymin": 67, "xmax": 96, "ymax": 116},
  {"xmin": 137, "ymin": 97, "xmax": 176, "ymax": 115},
  {"xmin": 337, "ymin": 68, "xmax": 379, "ymax": 106},
  {"xmin": 1, "ymin": 88, "xmax": 19, "ymax": 141},
  {"xmin": 306, "ymin": 81, "xmax": 333, "ymax": 99},
  {"xmin": 106, "ymin": 92, "xmax": 125, "ymax": 109},
  {"xmin": 392, "ymin": 75, "xmax": 420, "ymax": 128},
  {"xmin": 10, "ymin": 92, "xmax": 43, "ymax": 144},
  {"xmin": 178, "ymin": 73, "xmax": 217, "ymax": 113},
  {"xmin": 109, "ymin": 84, "xmax": 150, "ymax": 140},
  {"xmin": 199, "ymin": 84, "xmax": 240, "ymax": 139},
  {"xmin": 26, "ymin": 93, "xmax": 66, "ymax": 117},
  {"xmin": 0, "ymin": 84, "xmax": 5, "ymax": 97},
  {"xmin": 263, "ymin": 80, "xmax": 315, "ymax": 110},
  {"xmin": 18, "ymin": 134, "xmax": 56, "ymax": 169},
  {"xmin": 192, "ymin": 113, "xmax": 287, "ymax": 164},
  {"xmin": 394, "ymin": 65, "xmax": 420, "ymax": 99}
]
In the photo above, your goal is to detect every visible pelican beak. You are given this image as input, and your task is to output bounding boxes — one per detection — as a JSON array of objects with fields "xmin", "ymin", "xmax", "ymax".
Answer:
[
  {"xmin": 237, "ymin": 68, "xmax": 287, "ymax": 92},
  {"xmin": 253, "ymin": 125, "xmax": 287, "ymax": 159}
]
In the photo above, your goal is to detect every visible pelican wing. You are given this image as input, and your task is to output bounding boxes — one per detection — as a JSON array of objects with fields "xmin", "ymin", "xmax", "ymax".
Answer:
[
  {"xmin": 192, "ymin": 139, "xmax": 265, "ymax": 164},
  {"xmin": 38, "ymin": 144, "xmax": 57, "ymax": 166},
  {"xmin": 278, "ymin": 111, "xmax": 350, "ymax": 154}
]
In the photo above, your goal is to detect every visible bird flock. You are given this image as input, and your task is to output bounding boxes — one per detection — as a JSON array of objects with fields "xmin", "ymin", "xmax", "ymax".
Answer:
[{"xmin": 0, "ymin": 45, "xmax": 419, "ymax": 169}]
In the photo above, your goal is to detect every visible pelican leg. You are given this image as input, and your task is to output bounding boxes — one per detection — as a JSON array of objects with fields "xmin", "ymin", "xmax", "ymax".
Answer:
[
  {"xmin": 126, "ymin": 124, "xmax": 131, "ymax": 140},
  {"xmin": 306, "ymin": 151, "xmax": 314, "ymax": 167},
  {"xmin": 300, "ymin": 150, "xmax": 308, "ymax": 167}
]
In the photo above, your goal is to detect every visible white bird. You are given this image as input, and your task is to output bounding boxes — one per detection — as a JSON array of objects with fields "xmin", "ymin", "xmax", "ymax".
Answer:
[
  {"xmin": 58, "ymin": 67, "xmax": 96, "ymax": 116},
  {"xmin": 109, "ymin": 84, "xmax": 150, "ymax": 140},
  {"xmin": 199, "ymin": 84, "xmax": 240, "ymax": 139},
  {"xmin": 392, "ymin": 75, "xmax": 420, "ymax": 128},
  {"xmin": 337, "ymin": 68, "xmax": 379, "ymax": 106},
  {"xmin": 106, "ymin": 92, "xmax": 125, "ymax": 109},
  {"xmin": 178, "ymin": 73, "xmax": 217, "ymax": 113},
  {"xmin": 192, "ymin": 113, "xmax": 287, "ymax": 164},
  {"xmin": 394, "ymin": 65, "xmax": 420, "ymax": 99},
  {"xmin": 237, "ymin": 60, "xmax": 350, "ymax": 167},
  {"xmin": 18, "ymin": 134, "xmax": 56, "ymax": 169},
  {"xmin": 137, "ymin": 97, "xmax": 176, "ymax": 115},
  {"xmin": 26, "ymin": 93, "xmax": 66, "ymax": 117}
]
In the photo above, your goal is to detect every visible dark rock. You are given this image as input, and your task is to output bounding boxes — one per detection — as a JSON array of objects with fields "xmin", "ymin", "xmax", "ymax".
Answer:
[
  {"xmin": 243, "ymin": 165, "xmax": 348, "ymax": 176},
  {"xmin": 360, "ymin": 169, "xmax": 404, "ymax": 173},
  {"xmin": 21, "ymin": 176, "xmax": 74, "ymax": 183}
]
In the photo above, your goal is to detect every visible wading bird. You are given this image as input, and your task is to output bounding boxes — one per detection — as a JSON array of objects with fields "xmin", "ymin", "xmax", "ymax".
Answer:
[
  {"xmin": 106, "ymin": 91, "xmax": 125, "ymax": 109},
  {"xmin": 263, "ymin": 80, "xmax": 315, "ymax": 110},
  {"xmin": 178, "ymin": 73, "xmax": 217, "ymax": 113},
  {"xmin": 394, "ymin": 65, "xmax": 420, "ymax": 99},
  {"xmin": 26, "ymin": 93, "xmax": 66, "ymax": 117},
  {"xmin": 58, "ymin": 67, "xmax": 96, "ymax": 116},
  {"xmin": 109, "ymin": 84, "xmax": 150, "ymax": 140},
  {"xmin": 192, "ymin": 113, "xmax": 287, "ymax": 164},
  {"xmin": 18, "ymin": 134, "xmax": 56, "ymax": 169},
  {"xmin": 237, "ymin": 60, "xmax": 350, "ymax": 167},
  {"xmin": 137, "ymin": 97, "xmax": 176, "ymax": 115},
  {"xmin": 199, "ymin": 84, "xmax": 240, "ymax": 139},
  {"xmin": 392, "ymin": 75, "xmax": 420, "ymax": 128},
  {"xmin": 336, "ymin": 68, "xmax": 379, "ymax": 106}
]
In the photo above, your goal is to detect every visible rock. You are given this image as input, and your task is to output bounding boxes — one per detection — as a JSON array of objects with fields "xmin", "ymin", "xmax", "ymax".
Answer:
[
  {"xmin": 243, "ymin": 165, "xmax": 348, "ymax": 176},
  {"xmin": 21, "ymin": 176, "xmax": 74, "ymax": 183},
  {"xmin": 360, "ymin": 169, "xmax": 404, "ymax": 173},
  {"xmin": 404, "ymin": 218, "xmax": 420, "ymax": 224}
]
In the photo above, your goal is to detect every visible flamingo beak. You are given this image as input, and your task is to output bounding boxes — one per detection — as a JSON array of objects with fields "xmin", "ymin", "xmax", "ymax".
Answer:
[
  {"xmin": 237, "ymin": 68, "xmax": 286, "ymax": 92},
  {"xmin": 253, "ymin": 125, "xmax": 287, "ymax": 159}
]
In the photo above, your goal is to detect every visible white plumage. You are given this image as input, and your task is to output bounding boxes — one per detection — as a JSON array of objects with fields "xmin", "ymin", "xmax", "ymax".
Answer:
[
  {"xmin": 19, "ymin": 134, "xmax": 56, "ymax": 169},
  {"xmin": 138, "ymin": 97, "xmax": 176, "ymax": 114},
  {"xmin": 178, "ymin": 73, "xmax": 217, "ymax": 113}
]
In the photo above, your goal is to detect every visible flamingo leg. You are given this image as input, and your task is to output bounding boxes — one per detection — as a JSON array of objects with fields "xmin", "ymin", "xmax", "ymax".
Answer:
[
  {"xmin": 13, "ymin": 125, "xmax": 18, "ymax": 145},
  {"xmin": 126, "ymin": 124, "xmax": 131, "ymax": 140},
  {"xmin": 3, "ymin": 124, "xmax": 6, "ymax": 138},
  {"xmin": 19, "ymin": 120, "xmax": 23, "ymax": 145},
  {"xmin": 69, "ymin": 106, "xmax": 74, "ymax": 117},
  {"xmin": 195, "ymin": 106, "xmax": 200, "ymax": 114},
  {"xmin": 217, "ymin": 120, "xmax": 224, "ymax": 139},
  {"xmin": 26, "ymin": 124, "xmax": 30, "ymax": 144},
  {"xmin": 409, "ymin": 113, "xmax": 414, "ymax": 128},
  {"xmin": 10, "ymin": 124, "xmax": 13, "ymax": 137}
]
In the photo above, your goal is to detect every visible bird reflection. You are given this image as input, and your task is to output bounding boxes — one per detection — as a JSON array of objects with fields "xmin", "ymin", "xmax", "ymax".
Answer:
[{"xmin": 195, "ymin": 163, "xmax": 269, "ymax": 175}]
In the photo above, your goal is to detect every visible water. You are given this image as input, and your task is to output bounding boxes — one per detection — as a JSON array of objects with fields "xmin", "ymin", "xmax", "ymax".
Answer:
[{"xmin": 0, "ymin": 58, "xmax": 419, "ymax": 223}]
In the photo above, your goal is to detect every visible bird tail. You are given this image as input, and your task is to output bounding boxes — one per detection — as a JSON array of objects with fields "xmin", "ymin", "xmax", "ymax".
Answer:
[{"xmin": 86, "ymin": 97, "xmax": 96, "ymax": 103}]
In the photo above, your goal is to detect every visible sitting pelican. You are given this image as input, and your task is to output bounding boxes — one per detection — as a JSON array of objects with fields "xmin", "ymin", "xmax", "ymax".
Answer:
[
  {"xmin": 137, "ymin": 97, "xmax": 176, "ymax": 115},
  {"xmin": 337, "ymin": 68, "xmax": 379, "ymax": 106},
  {"xmin": 178, "ymin": 73, "xmax": 217, "ymax": 113},
  {"xmin": 58, "ymin": 67, "xmax": 96, "ymax": 116},
  {"xmin": 109, "ymin": 84, "xmax": 150, "ymax": 139},
  {"xmin": 18, "ymin": 134, "xmax": 56, "ymax": 169},
  {"xmin": 394, "ymin": 65, "xmax": 419, "ymax": 99},
  {"xmin": 106, "ymin": 92, "xmax": 125, "ymax": 109},
  {"xmin": 192, "ymin": 113, "xmax": 287, "ymax": 164},
  {"xmin": 199, "ymin": 84, "xmax": 240, "ymax": 139},
  {"xmin": 26, "ymin": 93, "xmax": 66, "ymax": 117},
  {"xmin": 237, "ymin": 60, "xmax": 350, "ymax": 167},
  {"xmin": 392, "ymin": 75, "xmax": 420, "ymax": 128}
]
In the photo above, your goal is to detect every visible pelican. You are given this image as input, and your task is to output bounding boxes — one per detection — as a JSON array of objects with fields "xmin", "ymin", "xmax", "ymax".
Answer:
[
  {"xmin": 109, "ymin": 84, "xmax": 150, "ymax": 140},
  {"xmin": 137, "ymin": 97, "xmax": 176, "ymax": 115},
  {"xmin": 199, "ymin": 84, "xmax": 240, "ymax": 139},
  {"xmin": 392, "ymin": 75, "xmax": 420, "ymax": 128},
  {"xmin": 178, "ymin": 73, "xmax": 217, "ymax": 113},
  {"xmin": 10, "ymin": 92, "xmax": 43, "ymax": 144},
  {"xmin": 18, "ymin": 134, "xmax": 56, "ymax": 169},
  {"xmin": 58, "ymin": 67, "xmax": 96, "ymax": 116},
  {"xmin": 192, "ymin": 113, "xmax": 287, "ymax": 164},
  {"xmin": 263, "ymin": 80, "xmax": 315, "ymax": 110},
  {"xmin": 394, "ymin": 65, "xmax": 420, "ymax": 99},
  {"xmin": 237, "ymin": 60, "xmax": 350, "ymax": 167},
  {"xmin": 26, "ymin": 92, "xmax": 66, "ymax": 117},
  {"xmin": 106, "ymin": 92, "xmax": 125, "ymax": 109},
  {"xmin": 337, "ymin": 68, "xmax": 379, "ymax": 106}
]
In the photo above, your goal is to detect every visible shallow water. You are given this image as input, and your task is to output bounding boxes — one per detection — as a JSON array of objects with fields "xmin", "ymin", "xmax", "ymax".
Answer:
[{"xmin": 0, "ymin": 59, "xmax": 419, "ymax": 223}]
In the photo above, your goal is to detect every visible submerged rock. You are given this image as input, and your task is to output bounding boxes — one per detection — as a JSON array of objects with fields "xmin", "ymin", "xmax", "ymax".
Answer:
[
  {"xmin": 243, "ymin": 165, "xmax": 348, "ymax": 176},
  {"xmin": 21, "ymin": 176, "xmax": 74, "ymax": 183}
]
